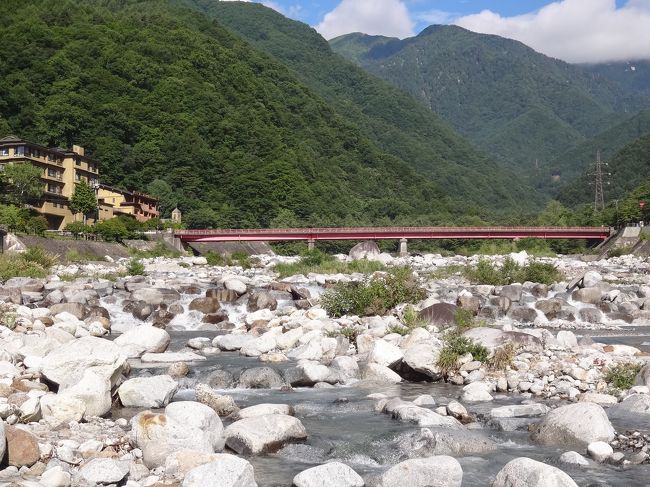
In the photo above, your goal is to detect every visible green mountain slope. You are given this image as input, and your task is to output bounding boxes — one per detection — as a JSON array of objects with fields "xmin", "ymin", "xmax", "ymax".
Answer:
[
  {"xmin": 548, "ymin": 107, "xmax": 650, "ymax": 190},
  {"xmin": 175, "ymin": 0, "xmax": 541, "ymax": 213},
  {"xmin": 331, "ymin": 26, "xmax": 649, "ymax": 173},
  {"xmin": 557, "ymin": 131, "xmax": 650, "ymax": 207},
  {"xmin": 585, "ymin": 61, "xmax": 650, "ymax": 95},
  {"xmin": 0, "ymin": 0, "xmax": 491, "ymax": 227}
]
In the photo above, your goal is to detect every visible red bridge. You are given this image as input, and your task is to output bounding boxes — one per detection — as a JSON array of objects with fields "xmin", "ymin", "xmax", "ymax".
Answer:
[{"xmin": 174, "ymin": 226, "xmax": 611, "ymax": 253}]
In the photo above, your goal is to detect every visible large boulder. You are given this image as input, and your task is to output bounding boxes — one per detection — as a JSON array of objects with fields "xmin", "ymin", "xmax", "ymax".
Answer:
[
  {"xmin": 5, "ymin": 425, "xmax": 40, "ymax": 467},
  {"xmin": 238, "ymin": 367, "xmax": 285, "ymax": 389},
  {"xmin": 367, "ymin": 339, "xmax": 403, "ymax": 367},
  {"xmin": 132, "ymin": 410, "xmax": 218, "ymax": 468},
  {"xmin": 131, "ymin": 287, "xmax": 180, "ymax": 306},
  {"xmin": 78, "ymin": 458, "xmax": 129, "ymax": 485},
  {"xmin": 492, "ymin": 457, "xmax": 578, "ymax": 487},
  {"xmin": 293, "ymin": 462, "xmax": 364, "ymax": 487},
  {"xmin": 572, "ymin": 287, "xmax": 602, "ymax": 305},
  {"xmin": 166, "ymin": 401, "xmax": 225, "ymax": 452},
  {"xmin": 189, "ymin": 297, "xmax": 221, "ymax": 314},
  {"xmin": 394, "ymin": 428, "xmax": 497, "ymax": 458},
  {"xmin": 60, "ymin": 367, "xmax": 113, "ymax": 418},
  {"xmin": 0, "ymin": 421, "xmax": 5, "ymax": 464},
  {"xmin": 224, "ymin": 414, "xmax": 308, "ymax": 455},
  {"xmin": 418, "ymin": 303, "xmax": 457, "ymax": 326},
  {"xmin": 232, "ymin": 403, "xmax": 294, "ymax": 421},
  {"xmin": 118, "ymin": 375, "xmax": 178, "ymax": 408},
  {"xmin": 609, "ymin": 394, "xmax": 650, "ymax": 416},
  {"xmin": 40, "ymin": 394, "xmax": 86, "ymax": 426},
  {"xmin": 398, "ymin": 343, "xmax": 442, "ymax": 381},
  {"xmin": 531, "ymin": 403, "xmax": 615, "ymax": 449},
  {"xmin": 39, "ymin": 336, "xmax": 126, "ymax": 388},
  {"xmin": 635, "ymin": 364, "xmax": 650, "ymax": 388},
  {"xmin": 377, "ymin": 456, "xmax": 462, "ymax": 487},
  {"xmin": 247, "ymin": 291, "xmax": 277, "ymax": 312},
  {"xmin": 113, "ymin": 326, "xmax": 170, "ymax": 356},
  {"xmin": 182, "ymin": 456, "xmax": 257, "ymax": 487},
  {"xmin": 360, "ymin": 363, "xmax": 402, "ymax": 383},
  {"xmin": 349, "ymin": 240, "xmax": 380, "ymax": 260},
  {"xmin": 195, "ymin": 384, "xmax": 239, "ymax": 416}
]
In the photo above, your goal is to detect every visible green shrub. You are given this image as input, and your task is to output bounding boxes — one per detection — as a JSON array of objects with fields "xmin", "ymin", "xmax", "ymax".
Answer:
[
  {"xmin": 25, "ymin": 216, "xmax": 48, "ymax": 236},
  {"xmin": 23, "ymin": 247, "xmax": 58, "ymax": 268},
  {"xmin": 607, "ymin": 247, "xmax": 631, "ymax": 258},
  {"xmin": 274, "ymin": 254, "xmax": 386, "ymax": 278},
  {"xmin": 130, "ymin": 241, "xmax": 181, "ymax": 259},
  {"xmin": 299, "ymin": 249, "xmax": 330, "ymax": 267},
  {"xmin": 0, "ymin": 253, "xmax": 50, "ymax": 280},
  {"xmin": 604, "ymin": 362, "xmax": 643, "ymax": 390},
  {"xmin": 126, "ymin": 258, "xmax": 145, "ymax": 276},
  {"xmin": 205, "ymin": 251, "xmax": 225, "ymax": 266},
  {"xmin": 0, "ymin": 303, "xmax": 17, "ymax": 330},
  {"xmin": 436, "ymin": 334, "xmax": 489, "ymax": 374},
  {"xmin": 464, "ymin": 257, "xmax": 563, "ymax": 285},
  {"xmin": 64, "ymin": 221, "xmax": 92, "ymax": 238},
  {"xmin": 65, "ymin": 249, "xmax": 102, "ymax": 263},
  {"xmin": 321, "ymin": 268, "xmax": 425, "ymax": 318},
  {"xmin": 93, "ymin": 218, "xmax": 130, "ymax": 242}
]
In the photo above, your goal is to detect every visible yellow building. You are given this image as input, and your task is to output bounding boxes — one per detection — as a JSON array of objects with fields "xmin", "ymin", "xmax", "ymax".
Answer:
[{"xmin": 0, "ymin": 135, "xmax": 158, "ymax": 230}]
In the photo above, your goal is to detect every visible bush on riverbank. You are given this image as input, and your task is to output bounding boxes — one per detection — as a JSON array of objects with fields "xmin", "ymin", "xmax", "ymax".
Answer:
[
  {"xmin": 274, "ymin": 250, "xmax": 386, "ymax": 278},
  {"xmin": 321, "ymin": 267, "xmax": 425, "ymax": 317},
  {"xmin": 604, "ymin": 362, "xmax": 644, "ymax": 391},
  {"xmin": 463, "ymin": 257, "xmax": 563, "ymax": 285},
  {"xmin": 437, "ymin": 334, "xmax": 489, "ymax": 373},
  {"xmin": 0, "ymin": 247, "xmax": 57, "ymax": 280}
]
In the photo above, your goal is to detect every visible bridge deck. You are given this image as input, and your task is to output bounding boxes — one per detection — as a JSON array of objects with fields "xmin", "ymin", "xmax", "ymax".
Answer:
[{"xmin": 174, "ymin": 226, "xmax": 611, "ymax": 242}]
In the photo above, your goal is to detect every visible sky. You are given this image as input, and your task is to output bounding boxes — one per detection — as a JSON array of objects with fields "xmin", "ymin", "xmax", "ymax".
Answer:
[{"xmin": 225, "ymin": 0, "xmax": 650, "ymax": 63}]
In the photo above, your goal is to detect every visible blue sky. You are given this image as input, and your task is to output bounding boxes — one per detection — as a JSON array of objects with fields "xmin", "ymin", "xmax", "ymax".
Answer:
[
  {"xmin": 241, "ymin": 0, "xmax": 650, "ymax": 63},
  {"xmin": 259, "ymin": 0, "xmax": 629, "ymax": 31}
]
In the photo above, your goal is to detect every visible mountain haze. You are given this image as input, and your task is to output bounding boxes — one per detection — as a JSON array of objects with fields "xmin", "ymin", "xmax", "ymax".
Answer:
[{"xmin": 331, "ymin": 26, "xmax": 650, "ymax": 176}]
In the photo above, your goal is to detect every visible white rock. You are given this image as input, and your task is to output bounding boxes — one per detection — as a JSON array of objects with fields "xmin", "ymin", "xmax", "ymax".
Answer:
[
  {"xmin": 583, "ymin": 271, "xmax": 603, "ymax": 288},
  {"xmin": 61, "ymin": 367, "xmax": 112, "ymax": 418},
  {"xmin": 368, "ymin": 339, "xmax": 403, "ymax": 367},
  {"xmin": 40, "ymin": 466, "xmax": 71, "ymax": 487},
  {"xmin": 377, "ymin": 456, "xmax": 462, "ymax": 487},
  {"xmin": 78, "ymin": 458, "xmax": 129, "ymax": 484},
  {"xmin": 224, "ymin": 414, "xmax": 308, "ymax": 455},
  {"xmin": 39, "ymin": 336, "xmax": 126, "ymax": 388},
  {"xmin": 224, "ymin": 279, "xmax": 247, "ymax": 295},
  {"xmin": 0, "ymin": 420, "xmax": 5, "ymax": 463},
  {"xmin": 233, "ymin": 404, "xmax": 293, "ymax": 420},
  {"xmin": 114, "ymin": 326, "xmax": 170, "ymax": 356},
  {"xmin": 182, "ymin": 455, "xmax": 257, "ymax": 487},
  {"xmin": 165, "ymin": 401, "xmax": 225, "ymax": 452},
  {"xmin": 360, "ymin": 363, "xmax": 402, "ymax": 384},
  {"xmin": 140, "ymin": 352, "xmax": 206, "ymax": 363},
  {"xmin": 558, "ymin": 451, "xmax": 590, "ymax": 466},
  {"xmin": 329, "ymin": 356, "xmax": 359, "ymax": 383},
  {"xmin": 532, "ymin": 402, "xmax": 615, "ymax": 448},
  {"xmin": 293, "ymin": 462, "xmax": 364, "ymax": 487},
  {"xmin": 214, "ymin": 334, "xmax": 256, "ymax": 352},
  {"xmin": 118, "ymin": 375, "xmax": 178, "ymax": 408},
  {"xmin": 461, "ymin": 382, "xmax": 493, "ymax": 402},
  {"xmin": 587, "ymin": 441, "xmax": 613, "ymax": 463},
  {"xmin": 492, "ymin": 457, "xmax": 578, "ymax": 487},
  {"xmin": 490, "ymin": 404, "xmax": 550, "ymax": 418}
]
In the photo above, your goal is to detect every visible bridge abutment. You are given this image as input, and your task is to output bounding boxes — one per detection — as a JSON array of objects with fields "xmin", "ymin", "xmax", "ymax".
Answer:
[{"xmin": 307, "ymin": 239, "xmax": 315, "ymax": 251}]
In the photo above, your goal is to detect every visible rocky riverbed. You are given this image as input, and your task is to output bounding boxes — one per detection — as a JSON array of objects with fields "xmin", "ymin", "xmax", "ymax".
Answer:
[{"xmin": 1, "ymin": 248, "xmax": 650, "ymax": 486}]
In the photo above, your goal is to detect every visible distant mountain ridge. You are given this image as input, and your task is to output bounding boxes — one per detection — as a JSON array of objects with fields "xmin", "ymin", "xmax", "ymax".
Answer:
[{"xmin": 330, "ymin": 26, "xmax": 650, "ymax": 178}]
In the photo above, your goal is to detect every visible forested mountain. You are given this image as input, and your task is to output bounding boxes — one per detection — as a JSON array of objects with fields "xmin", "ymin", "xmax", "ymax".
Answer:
[
  {"xmin": 544, "ymin": 107, "xmax": 650, "ymax": 190},
  {"xmin": 331, "ymin": 27, "xmax": 650, "ymax": 176},
  {"xmin": 557, "ymin": 132, "xmax": 650, "ymax": 207},
  {"xmin": 0, "ymin": 0, "xmax": 544, "ymax": 228},
  {"xmin": 586, "ymin": 61, "xmax": 650, "ymax": 95},
  {"xmin": 175, "ymin": 0, "xmax": 539, "ymax": 216}
]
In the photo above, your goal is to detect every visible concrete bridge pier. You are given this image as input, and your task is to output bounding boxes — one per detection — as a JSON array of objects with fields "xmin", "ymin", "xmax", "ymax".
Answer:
[
  {"xmin": 399, "ymin": 238, "xmax": 408, "ymax": 257},
  {"xmin": 307, "ymin": 239, "xmax": 315, "ymax": 251}
]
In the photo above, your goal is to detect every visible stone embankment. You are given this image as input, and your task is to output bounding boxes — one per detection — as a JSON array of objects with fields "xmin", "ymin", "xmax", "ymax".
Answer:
[{"xmin": 0, "ymin": 248, "xmax": 649, "ymax": 486}]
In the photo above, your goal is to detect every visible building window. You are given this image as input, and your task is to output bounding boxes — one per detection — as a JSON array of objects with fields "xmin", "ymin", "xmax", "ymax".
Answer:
[
  {"xmin": 14, "ymin": 146, "xmax": 24, "ymax": 156},
  {"xmin": 75, "ymin": 158, "xmax": 81, "ymax": 166},
  {"xmin": 0, "ymin": 148, "xmax": 8, "ymax": 156}
]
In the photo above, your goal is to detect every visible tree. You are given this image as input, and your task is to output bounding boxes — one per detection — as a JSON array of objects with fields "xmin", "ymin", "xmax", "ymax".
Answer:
[
  {"xmin": 1, "ymin": 163, "xmax": 43, "ymax": 206},
  {"xmin": 147, "ymin": 179, "xmax": 177, "ymax": 218},
  {"xmin": 69, "ymin": 180, "xmax": 97, "ymax": 222}
]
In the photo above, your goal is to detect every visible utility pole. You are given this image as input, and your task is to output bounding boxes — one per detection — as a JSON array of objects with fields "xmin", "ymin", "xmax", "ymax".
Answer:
[{"xmin": 590, "ymin": 150, "xmax": 609, "ymax": 213}]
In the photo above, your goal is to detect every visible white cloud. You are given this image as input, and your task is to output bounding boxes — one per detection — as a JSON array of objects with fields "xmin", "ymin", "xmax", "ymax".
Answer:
[
  {"xmin": 455, "ymin": 0, "xmax": 650, "ymax": 63},
  {"xmin": 414, "ymin": 8, "xmax": 456, "ymax": 25},
  {"xmin": 315, "ymin": 0, "xmax": 415, "ymax": 40}
]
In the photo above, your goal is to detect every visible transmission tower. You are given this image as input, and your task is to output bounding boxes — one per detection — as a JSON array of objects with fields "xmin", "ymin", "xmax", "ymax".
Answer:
[{"xmin": 590, "ymin": 150, "xmax": 610, "ymax": 213}]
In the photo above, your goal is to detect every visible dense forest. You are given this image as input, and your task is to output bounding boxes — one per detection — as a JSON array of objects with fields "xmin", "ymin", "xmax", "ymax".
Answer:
[
  {"xmin": 0, "ymin": 0, "xmax": 544, "ymax": 229},
  {"xmin": 331, "ymin": 27, "xmax": 650, "ymax": 180}
]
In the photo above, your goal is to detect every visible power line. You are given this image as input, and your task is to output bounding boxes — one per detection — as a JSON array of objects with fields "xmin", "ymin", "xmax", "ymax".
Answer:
[{"xmin": 590, "ymin": 150, "xmax": 610, "ymax": 213}]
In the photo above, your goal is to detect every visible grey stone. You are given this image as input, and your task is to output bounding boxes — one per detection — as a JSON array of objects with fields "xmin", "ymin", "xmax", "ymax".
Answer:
[
  {"xmin": 224, "ymin": 414, "xmax": 308, "ymax": 455},
  {"xmin": 78, "ymin": 458, "xmax": 129, "ymax": 485},
  {"xmin": 239, "ymin": 367, "xmax": 285, "ymax": 389},
  {"xmin": 293, "ymin": 462, "xmax": 364, "ymax": 487},
  {"xmin": 492, "ymin": 457, "xmax": 578, "ymax": 487},
  {"xmin": 377, "ymin": 456, "xmax": 462, "ymax": 487},
  {"xmin": 532, "ymin": 403, "xmax": 615, "ymax": 449}
]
